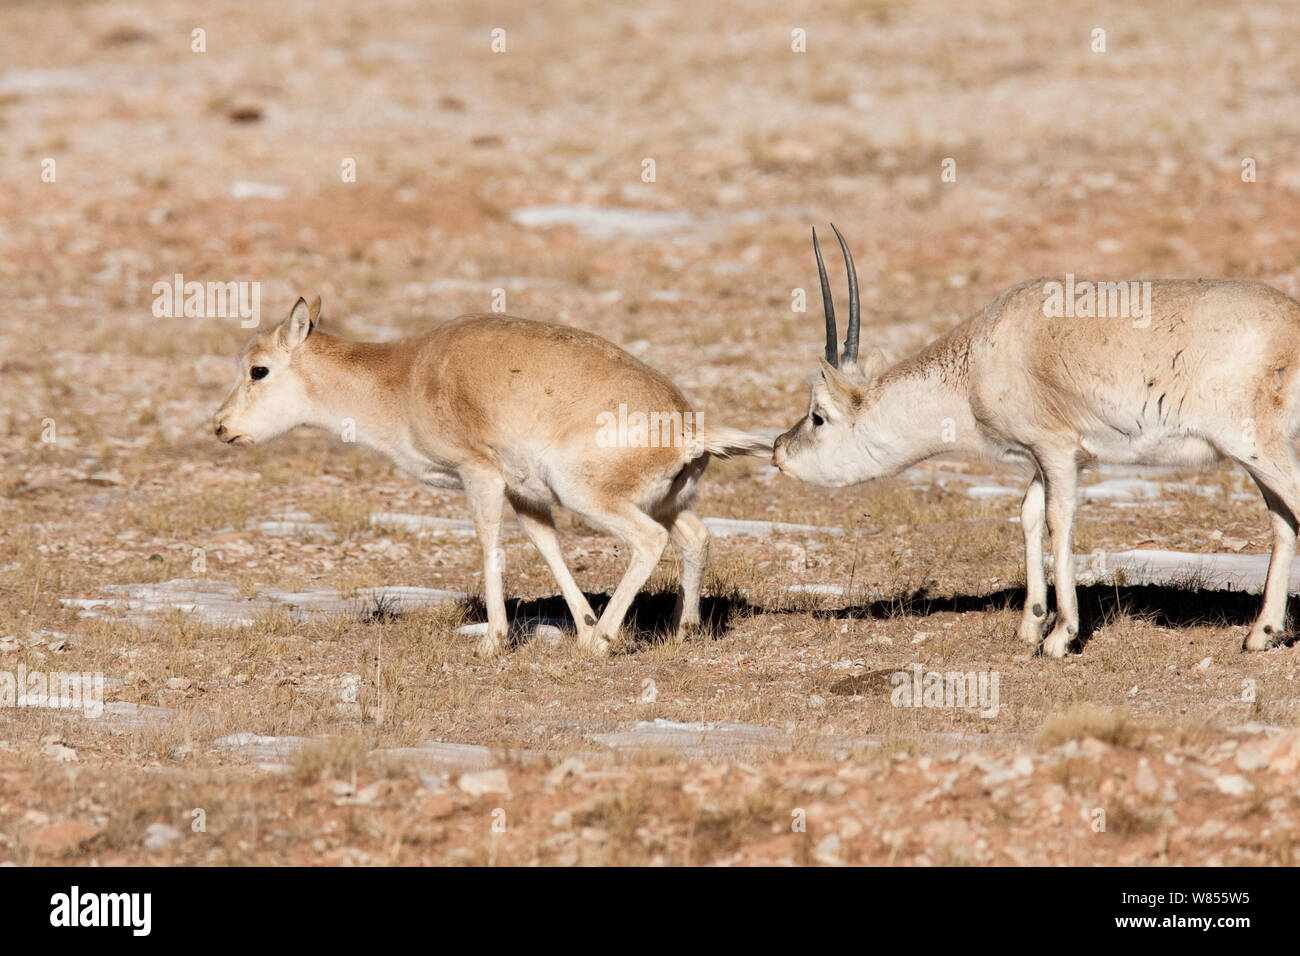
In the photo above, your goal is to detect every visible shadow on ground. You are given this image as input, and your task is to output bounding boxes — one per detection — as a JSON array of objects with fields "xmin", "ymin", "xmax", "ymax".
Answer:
[
  {"xmin": 457, "ymin": 589, "xmax": 760, "ymax": 650},
  {"xmin": 430, "ymin": 582, "xmax": 1296, "ymax": 654},
  {"xmin": 816, "ymin": 583, "xmax": 1298, "ymax": 652}
]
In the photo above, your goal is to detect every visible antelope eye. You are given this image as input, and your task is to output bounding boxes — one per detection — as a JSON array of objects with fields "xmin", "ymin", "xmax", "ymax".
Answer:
[
  {"xmin": 811, "ymin": 411, "xmax": 825, "ymax": 428},
  {"xmin": 250, "ymin": 366, "xmax": 269, "ymax": 381}
]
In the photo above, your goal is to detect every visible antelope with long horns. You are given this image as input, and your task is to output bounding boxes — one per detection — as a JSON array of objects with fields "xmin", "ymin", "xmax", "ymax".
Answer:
[
  {"xmin": 774, "ymin": 224, "xmax": 1300, "ymax": 656},
  {"xmin": 213, "ymin": 298, "xmax": 770, "ymax": 657}
]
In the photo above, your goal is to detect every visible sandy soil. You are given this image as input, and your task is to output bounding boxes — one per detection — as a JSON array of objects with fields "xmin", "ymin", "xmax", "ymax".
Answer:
[{"xmin": 1, "ymin": 0, "xmax": 1299, "ymax": 866}]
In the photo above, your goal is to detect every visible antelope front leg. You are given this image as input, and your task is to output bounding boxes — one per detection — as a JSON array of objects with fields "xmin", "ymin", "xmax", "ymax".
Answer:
[
  {"xmin": 1244, "ymin": 463, "xmax": 1300, "ymax": 650},
  {"xmin": 1247, "ymin": 500, "xmax": 1295, "ymax": 650},
  {"xmin": 462, "ymin": 468, "xmax": 509, "ymax": 658},
  {"xmin": 1018, "ymin": 471, "xmax": 1048, "ymax": 646},
  {"xmin": 1040, "ymin": 458, "xmax": 1080, "ymax": 658}
]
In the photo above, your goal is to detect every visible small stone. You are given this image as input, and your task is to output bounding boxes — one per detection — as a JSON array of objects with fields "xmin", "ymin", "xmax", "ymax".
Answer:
[
  {"xmin": 41, "ymin": 741, "xmax": 78, "ymax": 762},
  {"xmin": 813, "ymin": 833, "xmax": 842, "ymax": 865},
  {"xmin": 144, "ymin": 823, "xmax": 182, "ymax": 852},
  {"xmin": 1235, "ymin": 747, "xmax": 1269, "ymax": 772},
  {"xmin": 0, "ymin": 636, "xmax": 19, "ymax": 653},
  {"xmin": 1195, "ymin": 819, "xmax": 1227, "ymax": 839},
  {"xmin": 84, "ymin": 469, "xmax": 126, "ymax": 487},
  {"xmin": 1135, "ymin": 760, "xmax": 1158, "ymax": 796},
  {"xmin": 417, "ymin": 772, "xmax": 449, "ymax": 793},
  {"xmin": 546, "ymin": 759, "xmax": 584, "ymax": 787},
  {"xmin": 165, "ymin": 677, "xmax": 192, "ymax": 691},
  {"xmin": 334, "ymin": 782, "xmax": 384, "ymax": 807},
  {"xmin": 1214, "ymin": 774, "xmax": 1254, "ymax": 796},
  {"xmin": 1256, "ymin": 728, "xmax": 1300, "ymax": 774},
  {"xmin": 458, "ymin": 769, "xmax": 509, "ymax": 796}
]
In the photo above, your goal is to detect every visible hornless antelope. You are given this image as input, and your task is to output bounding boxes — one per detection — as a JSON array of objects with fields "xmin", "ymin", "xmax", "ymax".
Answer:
[
  {"xmin": 213, "ymin": 297, "xmax": 769, "ymax": 657},
  {"xmin": 774, "ymin": 224, "xmax": 1300, "ymax": 657}
]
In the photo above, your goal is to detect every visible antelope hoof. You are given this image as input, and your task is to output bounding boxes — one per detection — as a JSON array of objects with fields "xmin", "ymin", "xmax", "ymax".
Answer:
[
  {"xmin": 1040, "ymin": 625, "xmax": 1075, "ymax": 659},
  {"xmin": 577, "ymin": 632, "xmax": 612, "ymax": 658},
  {"xmin": 1018, "ymin": 607, "xmax": 1046, "ymax": 647},
  {"xmin": 1245, "ymin": 623, "xmax": 1283, "ymax": 652},
  {"xmin": 474, "ymin": 634, "xmax": 506, "ymax": 659}
]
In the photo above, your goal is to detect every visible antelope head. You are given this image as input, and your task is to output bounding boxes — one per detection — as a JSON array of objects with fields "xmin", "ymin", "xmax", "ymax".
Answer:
[
  {"xmin": 773, "ymin": 225, "xmax": 891, "ymax": 487},
  {"xmin": 213, "ymin": 296, "xmax": 322, "ymax": 446}
]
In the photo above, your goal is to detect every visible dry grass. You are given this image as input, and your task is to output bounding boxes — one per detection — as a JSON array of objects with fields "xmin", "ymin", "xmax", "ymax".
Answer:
[{"xmin": 1038, "ymin": 703, "xmax": 1144, "ymax": 749}]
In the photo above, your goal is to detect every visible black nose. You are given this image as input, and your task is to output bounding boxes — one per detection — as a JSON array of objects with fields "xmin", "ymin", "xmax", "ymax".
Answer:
[{"xmin": 214, "ymin": 422, "xmax": 227, "ymax": 439}]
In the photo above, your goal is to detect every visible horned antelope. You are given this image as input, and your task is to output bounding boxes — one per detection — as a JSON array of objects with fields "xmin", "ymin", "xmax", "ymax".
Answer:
[
  {"xmin": 774, "ymin": 224, "xmax": 1300, "ymax": 657},
  {"xmin": 213, "ymin": 297, "xmax": 769, "ymax": 657}
]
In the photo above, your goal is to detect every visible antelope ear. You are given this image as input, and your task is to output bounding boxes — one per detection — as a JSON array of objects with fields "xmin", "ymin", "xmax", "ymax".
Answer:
[
  {"xmin": 278, "ymin": 297, "xmax": 317, "ymax": 351},
  {"xmin": 830, "ymin": 347, "xmax": 887, "ymax": 382},
  {"xmin": 816, "ymin": 357, "xmax": 865, "ymax": 411},
  {"xmin": 858, "ymin": 347, "xmax": 888, "ymax": 381},
  {"xmin": 308, "ymin": 296, "xmax": 322, "ymax": 328}
]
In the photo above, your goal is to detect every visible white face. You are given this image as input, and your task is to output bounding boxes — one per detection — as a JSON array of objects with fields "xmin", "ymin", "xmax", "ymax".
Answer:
[
  {"xmin": 773, "ymin": 357, "xmax": 887, "ymax": 488},
  {"xmin": 213, "ymin": 300, "xmax": 317, "ymax": 446}
]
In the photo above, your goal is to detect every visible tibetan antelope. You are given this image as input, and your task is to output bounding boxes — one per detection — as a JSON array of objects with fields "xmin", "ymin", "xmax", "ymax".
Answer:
[
  {"xmin": 213, "ymin": 297, "xmax": 769, "ymax": 657},
  {"xmin": 774, "ymin": 224, "xmax": 1300, "ymax": 656}
]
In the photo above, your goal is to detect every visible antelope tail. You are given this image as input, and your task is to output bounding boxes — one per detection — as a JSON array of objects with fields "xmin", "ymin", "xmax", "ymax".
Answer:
[{"xmin": 691, "ymin": 426, "xmax": 774, "ymax": 460}]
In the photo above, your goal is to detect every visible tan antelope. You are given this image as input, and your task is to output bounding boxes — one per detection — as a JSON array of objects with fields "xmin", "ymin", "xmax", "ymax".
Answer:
[
  {"xmin": 213, "ymin": 298, "xmax": 769, "ymax": 657},
  {"xmin": 774, "ymin": 225, "xmax": 1300, "ymax": 656}
]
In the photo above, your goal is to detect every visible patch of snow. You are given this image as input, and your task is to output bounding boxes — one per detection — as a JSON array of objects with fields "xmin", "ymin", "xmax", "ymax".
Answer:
[
  {"xmin": 1070, "ymin": 549, "xmax": 1290, "ymax": 593},
  {"xmin": 63, "ymin": 578, "xmax": 466, "ymax": 626},
  {"xmin": 457, "ymin": 620, "xmax": 567, "ymax": 644},
  {"xmin": 230, "ymin": 181, "xmax": 287, "ymax": 200},
  {"xmin": 370, "ymin": 512, "xmax": 475, "ymax": 535},
  {"xmin": 702, "ymin": 517, "xmax": 844, "ymax": 538},
  {"xmin": 510, "ymin": 205, "xmax": 696, "ymax": 239}
]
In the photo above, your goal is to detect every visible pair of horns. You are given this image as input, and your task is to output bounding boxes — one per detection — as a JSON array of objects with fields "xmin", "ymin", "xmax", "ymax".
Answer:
[{"xmin": 813, "ymin": 223, "xmax": 859, "ymax": 368}]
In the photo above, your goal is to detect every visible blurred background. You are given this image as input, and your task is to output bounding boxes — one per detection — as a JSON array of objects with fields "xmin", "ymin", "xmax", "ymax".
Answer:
[{"xmin": 5, "ymin": 0, "xmax": 1300, "ymax": 460}]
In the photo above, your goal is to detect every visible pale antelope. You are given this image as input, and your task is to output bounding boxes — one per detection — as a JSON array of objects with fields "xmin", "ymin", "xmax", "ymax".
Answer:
[
  {"xmin": 213, "ymin": 298, "xmax": 769, "ymax": 657},
  {"xmin": 774, "ymin": 225, "xmax": 1300, "ymax": 656}
]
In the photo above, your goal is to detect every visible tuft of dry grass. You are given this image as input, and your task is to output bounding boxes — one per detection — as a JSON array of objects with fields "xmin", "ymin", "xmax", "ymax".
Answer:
[
  {"xmin": 290, "ymin": 733, "xmax": 371, "ymax": 786},
  {"xmin": 1037, "ymin": 703, "xmax": 1144, "ymax": 749}
]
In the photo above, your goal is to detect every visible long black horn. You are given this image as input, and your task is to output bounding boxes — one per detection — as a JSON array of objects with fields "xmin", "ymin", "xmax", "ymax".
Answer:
[
  {"xmin": 830, "ymin": 223, "xmax": 859, "ymax": 366},
  {"xmin": 812, "ymin": 226, "xmax": 837, "ymax": 366}
]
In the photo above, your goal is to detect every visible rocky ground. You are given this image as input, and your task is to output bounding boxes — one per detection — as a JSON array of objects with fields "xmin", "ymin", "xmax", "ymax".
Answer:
[{"xmin": 1, "ymin": 0, "xmax": 1299, "ymax": 865}]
